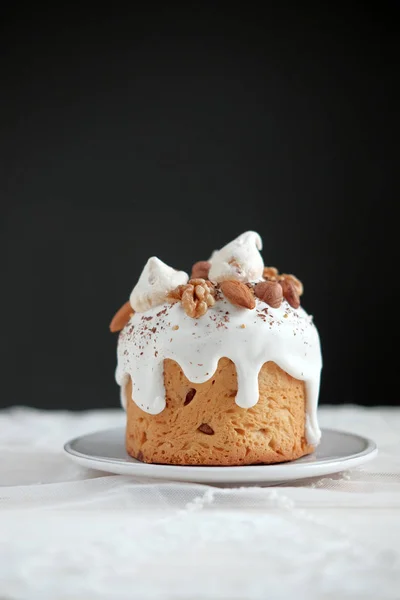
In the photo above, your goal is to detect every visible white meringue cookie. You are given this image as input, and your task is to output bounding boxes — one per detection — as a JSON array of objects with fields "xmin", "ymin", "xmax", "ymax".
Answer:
[
  {"xmin": 129, "ymin": 257, "xmax": 188, "ymax": 313},
  {"xmin": 208, "ymin": 231, "xmax": 264, "ymax": 283}
]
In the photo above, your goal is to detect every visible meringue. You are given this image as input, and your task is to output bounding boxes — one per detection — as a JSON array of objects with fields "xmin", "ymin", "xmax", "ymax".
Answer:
[
  {"xmin": 129, "ymin": 257, "xmax": 188, "ymax": 313},
  {"xmin": 208, "ymin": 231, "xmax": 264, "ymax": 283}
]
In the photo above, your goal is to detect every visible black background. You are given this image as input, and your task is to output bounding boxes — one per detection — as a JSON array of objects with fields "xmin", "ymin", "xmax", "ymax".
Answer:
[{"xmin": 1, "ymin": 5, "xmax": 397, "ymax": 410}]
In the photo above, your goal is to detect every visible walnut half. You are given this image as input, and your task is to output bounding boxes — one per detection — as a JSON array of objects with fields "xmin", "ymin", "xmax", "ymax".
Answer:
[{"xmin": 168, "ymin": 278, "xmax": 216, "ymax": 318}]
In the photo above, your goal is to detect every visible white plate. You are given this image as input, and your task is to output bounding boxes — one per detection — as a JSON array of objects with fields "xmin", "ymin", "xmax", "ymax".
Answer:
[{"xmin": 64, "ymin": 427, "xmax": 377, "ymax": 484}]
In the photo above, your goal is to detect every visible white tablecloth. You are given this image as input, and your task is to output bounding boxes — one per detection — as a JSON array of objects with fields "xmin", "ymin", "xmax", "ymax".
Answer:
[{"xmin": 0, "ymin": 406, "xmax": 399, "ymax": 600}]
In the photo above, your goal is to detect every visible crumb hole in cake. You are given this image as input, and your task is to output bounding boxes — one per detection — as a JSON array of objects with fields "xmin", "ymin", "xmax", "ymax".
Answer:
[
  {"xmin": 136, "ymin": 451, "xmax": 144, "ymax": 462},
  {"xmin": 211, "ymin": 379, "xmax": 215, "ymax": 385},
  {"xmin": 198, "ymin": 423, "xmax": 214, "ymax": 435},
  {"xmin": 228, "ymin": 390, "xmax": 237, "ymax": 398},
  {"xmin": 226, "ymin": 409, "xmax": 236, "ymax": 414},
  {"xmin": 184, "ymin": 388, "xmax": 197, "ymax": 406},
  {"xmin": 234, "ymin": 428, "xmax": 245, "ymax": 435},
  {"xmin": 245, "ymin": 447, "xmax": 251, "ymax": 456},
  {"xmin": 141, "ymin": 432, "xmax": 147, "ymax": 444}
]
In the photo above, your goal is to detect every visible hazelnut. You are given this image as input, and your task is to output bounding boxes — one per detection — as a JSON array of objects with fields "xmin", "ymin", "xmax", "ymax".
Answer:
[
  {"xmin": 191, "ymin": 261, "xmax": 211, "ymax": 279},
  {"xmin": 263, "ymin": 266, "xmax": 279, "ymax": 280},
  {"xmin": 254, "ymin": 281, "xmax": 283, "ymax": 308}
]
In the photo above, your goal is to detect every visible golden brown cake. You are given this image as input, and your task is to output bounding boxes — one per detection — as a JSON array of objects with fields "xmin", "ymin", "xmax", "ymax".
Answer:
[
  {"xmin": 111, "ymin": 231, "xmax": 322, "ymax": 466},
  {"xmin": 125, "ymin": 359, "xmax": 313, "ymax": 465}
]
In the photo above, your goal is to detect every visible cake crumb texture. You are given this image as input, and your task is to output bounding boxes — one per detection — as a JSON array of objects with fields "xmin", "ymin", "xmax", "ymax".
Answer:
[{"xmin": 126, "ymin": 358, "xmax": 314, "ymax": 465}]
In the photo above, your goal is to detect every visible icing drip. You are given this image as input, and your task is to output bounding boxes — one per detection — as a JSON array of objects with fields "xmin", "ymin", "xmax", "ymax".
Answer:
[{"xmin": 116, "ymin": 297, "xmax": 322, "ymax": 445}]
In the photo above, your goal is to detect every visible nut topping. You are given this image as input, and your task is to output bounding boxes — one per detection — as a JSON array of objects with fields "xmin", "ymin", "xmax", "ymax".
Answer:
[
  {"xmin": 263, "ymin": 267, "xmax": 303, "ymax": 299},
  {"xmin": 169, "ymin": 278, "xmax": 215, "ymax": 318},
  {"xmin": 280, "ymin": 273, "xmax": 303, "ymax": 296},
  {"xmin": 263, "ymin": 266, "xmax": 279, "ymax": 280},
  {"xmin": 191, "ymin": 261, "xmax": 211, "ymax": 279},
  {"xmin": 254, "ymin": 281, "xmax": 283, "ymax": 308},
  {"xmin": 156, "ymin": 259, "xmax": 303, "ymax": 316},
  {"xmin": 220, "ymin": 280, "xmax": 256, "ymax": 310},
  {"xmin": 280, "ymin": 279, "xmax": 300, "ymax": 309},
  {"xmin": 110, "ymin": 301, "xmax": 134, "ymax": 332}
]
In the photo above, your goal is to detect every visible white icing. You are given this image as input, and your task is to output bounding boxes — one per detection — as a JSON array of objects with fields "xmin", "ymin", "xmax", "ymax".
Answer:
[
  {"xmin": 116, "ymin": 297, "xmax": 322, "ymax": 445},
  {"xmin": 129, "ymin": 257, "xmax": 188, "ymax": 312},
  {"xmin": 208, "ymin": 231, "xmax": 264, "ymax": 283}
]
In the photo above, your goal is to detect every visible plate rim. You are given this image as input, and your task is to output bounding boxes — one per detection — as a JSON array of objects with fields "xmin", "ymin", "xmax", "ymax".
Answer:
[{"xmin": 64, "ymin": 427, "xmax": 378, "ymax": 477}]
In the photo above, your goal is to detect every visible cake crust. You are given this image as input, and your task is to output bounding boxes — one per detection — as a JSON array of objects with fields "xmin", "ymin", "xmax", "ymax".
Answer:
[{"xmin": 126, "ymin": 357, "xmax": 314, "ymax": 466}]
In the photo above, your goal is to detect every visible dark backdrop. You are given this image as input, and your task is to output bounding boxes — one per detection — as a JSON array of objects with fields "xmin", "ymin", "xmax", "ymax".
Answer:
[{"xmin": 0, "ymin": 5, "xmax": 397, "ymax": 409}]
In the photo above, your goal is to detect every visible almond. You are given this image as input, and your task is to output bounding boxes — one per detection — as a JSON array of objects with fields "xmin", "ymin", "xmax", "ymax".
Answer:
[
  {"xmin": 280, "ymin": 279, "xmax": 300, "ymax": 309},
  {"xmin": 109, "ymin": 301, "xmax": 134, "ymax": 332},
  {"xmin": 191, "ymin": 260, "xmax": 211, "ymax": 279},
  {"xmin": 254, "ymin": 281, "xmax": 283, "ymax": 308},
  {"xmin": 220, "ymin": 280, "xmax": 256, "ymax": 310}
]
